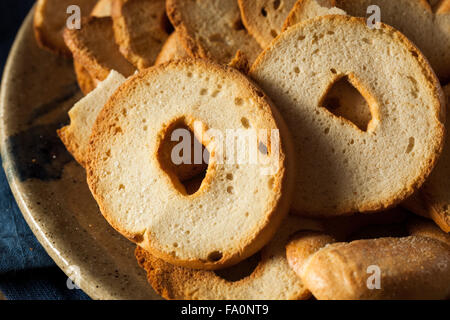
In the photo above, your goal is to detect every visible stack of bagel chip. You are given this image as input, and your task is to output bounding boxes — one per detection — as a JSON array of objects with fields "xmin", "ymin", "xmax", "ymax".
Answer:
[{"xmin": 34, "ymin": 0, "xmax": 450, "ymax": 299}]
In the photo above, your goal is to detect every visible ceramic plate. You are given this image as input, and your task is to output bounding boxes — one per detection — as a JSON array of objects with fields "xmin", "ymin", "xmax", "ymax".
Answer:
[{"xmin": 0, "ymin": 6, "xmax": 159, "ymax": 300}]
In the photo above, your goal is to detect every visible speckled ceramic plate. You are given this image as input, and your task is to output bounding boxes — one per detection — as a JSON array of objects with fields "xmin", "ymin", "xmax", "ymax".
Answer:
[{"xmin": 0, "ymin": 6, "xmax": 159, "ymax": 300}]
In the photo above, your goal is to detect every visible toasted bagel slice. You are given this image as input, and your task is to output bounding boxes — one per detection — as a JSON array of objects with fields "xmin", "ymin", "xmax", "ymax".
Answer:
[
  {"xmin": 86, "ymin": 59, "xmax": 295, "ymax": 269},
  {"xmin": 282, "ymin": 0, "xmax": 346, "ymax": 31},
  {"xmin": 238, "ymin": 0, "xmax": 298, "ymax": 48},
  {"xmin": 91, "ymin": 0, "xmax": 114, "ymax": 17},
  {"xmin": 300, "ymin": 236, "xmax": 450, "ymax": 299},
  {"xmin": 34, "ymin": 0, "xmax": 98, "ymax": 55},
  {"xmin": 64, "ymin": 17, "xmax": 136, "ymax": 81},
  {"xmin": 111, "ymin": 0, "xmax": 170, "ymax": 69},
  {"xmin": 73, "ymin": 59, "xmax": 98, "ymax": 95},
  {"xmin": 155, "ymin": 32, "xmax": 189, "ymax": 65},
  {"xmin": 58, "ymin": 70, "xmax": 126, "ymax": 166},
  {"xmin": 404, "ymin": 85, "xmax": 450, "ymax": 232},
  {"xmin": 136, "ymin": 216, "xmax": 323, "ymax": 299},
  {"xmin": 250, "ymin": 15, "xmax": 445, "ymax": 216},
  {"xmin": 333, "ymin": 0, "xmax": 450, "ymax": 82},
  {"xmin": 58, "ymin": 69, "xmax": 207, "ymax": 185},
  {"xmin": 166, "ymin": 0, "xmax": 262, "ymax": 64}
]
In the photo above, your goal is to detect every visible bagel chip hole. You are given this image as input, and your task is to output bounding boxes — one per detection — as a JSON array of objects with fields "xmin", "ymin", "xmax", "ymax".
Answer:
[
  {"xmin": 157, "ymin": 119, "xmax": 209, "ymax": 196},
  {"xmin": 207, "ymin": 251, "xmax": 223, "ymax": 262},
  {"xmin": 214, "ymin": 252, "xmax": 261, "ymax": 281},
  {"xmin": 321, "ymin": 76, "xmax": 372, "ymax": 131}
]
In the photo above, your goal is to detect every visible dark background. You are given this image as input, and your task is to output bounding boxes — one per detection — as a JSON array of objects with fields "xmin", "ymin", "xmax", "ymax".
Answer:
[{"xmin": 0, "ymin": 0, "xmax": 89, "ymax": 300}]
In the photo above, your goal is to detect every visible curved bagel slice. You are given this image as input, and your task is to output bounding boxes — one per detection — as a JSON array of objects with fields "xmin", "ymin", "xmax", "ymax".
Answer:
[
  {"xmin": 237, "ymin": 0, "xmax": 298, "ymax": 48},
  {"xmin": 301, "ymin": 236, "xmax": 450, "ymax": 299},
  {"xmin": 86, "ymin": 59, "xmax": 295, "ymax": 269},
  {"xmin": 64, "ymin": 17, "xmax": 136, "ymax": 81},
  {"xmin": 73, "ymin": 59, "xmax": 98, "ymax": 95},
  {"xmin": 58, "ymin": 69, "xmax": 209, "ymax": 184},
  {"xmin": 58, "ymin": 70, "xmax": 126, "ymax": 166},
  {"xmin": 282, "ymin": 0, "xmax": 346, "ymax": 31},
  {"xmin": 333, "ymin": 0, "xmax": 450, "ymax": 82},
  {"xmin": 250, "ymin": 15, "xmax": 445, "ymax": 216},
  {"xmin": 166, "ymin": 0, "xmax": 262, "ymax": 64},
  {"xmin": 155, "ymin": 32, "xmax": 189, "ymax": 65},
  {"xmin": 136, "ymin": 216, "xmax": 323, "ymax": 299},
  {"xmin": 91, "ymin": 0, "xmax": 114, "ymax": 17},
  {"xmin": 287, "ymin": 211, "xmax": 450, "ymax": 299},
  {"xmin": 34, "ymin": 0, "xmax": 97, "ymax": 55},
  {"xmin": 111, "ymin": 0, "xmax": 170, "ymax": 69},
  {"xmin": 403, "ymin": 85, "xmax": 450, "ymax": 233}
]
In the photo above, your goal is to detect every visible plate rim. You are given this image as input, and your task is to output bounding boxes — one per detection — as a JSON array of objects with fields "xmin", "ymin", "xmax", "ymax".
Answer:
[{"xmin": 0, "ymin": 5, "xmax": 121, "ymax": 300}]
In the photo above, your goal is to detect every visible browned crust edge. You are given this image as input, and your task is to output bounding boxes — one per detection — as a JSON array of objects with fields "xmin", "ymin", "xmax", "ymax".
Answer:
[
  {"xmin": 250, "ymin": 15, "xmax": 446, "ymax": 216},
  {"xmin": 86, "ymin": 58, "xmax": 295, "ymax": 270}
]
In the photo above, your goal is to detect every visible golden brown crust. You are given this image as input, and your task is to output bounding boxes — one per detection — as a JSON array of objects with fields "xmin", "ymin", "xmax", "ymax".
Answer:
[
  {"xmin": 302, "ymin": 236, "xmax": 450, "ymax": 299},
  {"xmin": 238, "ymin": 0, "xmax": 299, "ymax": 48},
  {"xmin": 86, "ymin": 59, "xmax": 295, "ymax": 269},
  {"xmin": 135, "ymin": 216, "xmax": 323, "ymax": 299},
  {"xmin": 250, "ymin": 15, "xmax": 445, "ymax": 216},
  {"xmin": 403, "ymin": 84, "xmax": 449, "ymax": 232},
  {"xmin": 166, "ymin": 0, "xmax": 262, "ymax": 64},
  {"xmin": 57, "ymin": 125, "xmax": 82, "ymax": 165},
  {"xmin": 228, "ymin": 50, "xmax": 250, "ymax": 74},
  {"xmin": 286, "ymin": 210, "xmax": 450, "ymax": 299},
  {"xmin": 111, "ymin": 0, "xmax": 170, "ymax": 69},
  {"xmin": 334, "ymin": 0, "xmax": 450, "ymax": 82},
  {"xmin": 165, "ymin": 0, "xmax": 207, "ymax": 60},
  {"xmin": 91, "ymin": 0, "xmax": 113, "ymax": 17},
  {"xmin": 286, "ymin": 231, "xmax": 336, "ymax": 276},
  {"xmin": 63, "ymin": 17, "xmax": 135, "ymax": 81},
  {"xmin": 154, "ymin": 32, "xmax": 189, "ymax": 65},
  {"xmin": 73, "ymin": 59, "xmax": 97, "ymax": 94},
  {"xmin": 34, "ymin": 0, "xmax": 98, "ymax": 56},
  {"xmin": 437, "ymin": 0, "xmax": 450, "ymax": 14},
  {"xmin": 281, "ymin": 0, "xmax": 340, "ymax": 32}
]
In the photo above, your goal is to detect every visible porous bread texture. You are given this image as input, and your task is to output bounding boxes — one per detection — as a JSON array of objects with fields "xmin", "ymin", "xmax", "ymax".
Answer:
[
  {"xmin": 282, "ymin": 0, "xmax": 346, "ymax": 31},
  {"xmin": 59, "ymin": 68, "xmax": 206, "ymax": 181},
  {"xmin": 91, "ymin": 0, "xmax": 114, "ymax": 17},
  {"xmin": 282, "ymin": 1, "xmax": 367, "ymax": 132},
  {"xmin": 334, "ymin": 0, "xmax": 450, "ymax": 82},
  {"xmin": 73, "ymin": 59, "xmax": 98, "ymax": 95},
  {"xmin": 237, "ymin": 0, "xmax": 298, "ymax": 48},
  {"xmin": 301, "ymin": 236, "xmax": 450, "ymax": 299},
  {"xmin": 135, "ymin": 216, "xmax": 323, "ymax": 300},
  {"xmin": 286, "ymin": 231, "xmax": 335, "ymax": 277},
  {"xmin": 111, "ymin": 0, "xmax": 170, "ymax": 69},
  {"xmin": 34, "ymin": 0, "xmax": 98, "ymax": 55},
  {"xmin": 250, "ymin": 15, "xmax": 445, "ymax": 216},
  {"xmin": 64, "ymin": 17, "xmax": 136, "ymax": 81},
  {"xmin": 228, "ymin": 50, "xmax": 250, "ymax": 75},
  {"xmin": 155, "ymin": 32, "xmax": 189, "ymax": 65},
  {"xmin": 282, "ymin": 0, "xmax": 371, "ymax": 133},
  {"xmin": 58, "ymin": 70, "xmax": 126, "ymax": 167},
  {"xmin": 403, "ymin": 84, "xmax": 450, "ymax": 233},
  {"xmin": 86, "ymin": 59, "xmax": 295, "ymax": 270},
  {"xmin": 166, "ymin": 0, "xmax": 262, "ymax": 64}
]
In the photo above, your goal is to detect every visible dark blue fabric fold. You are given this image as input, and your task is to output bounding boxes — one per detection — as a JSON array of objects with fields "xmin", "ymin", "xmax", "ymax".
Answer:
[{"xmin": 0, "ymin": 0, "xmax": 90, "ymax": 300}]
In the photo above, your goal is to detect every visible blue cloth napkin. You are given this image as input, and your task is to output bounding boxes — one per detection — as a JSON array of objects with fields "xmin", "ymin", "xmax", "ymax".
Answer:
[{"xmin": 0, "ymin": 0, "xmax": 90, "ymax": 300}]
